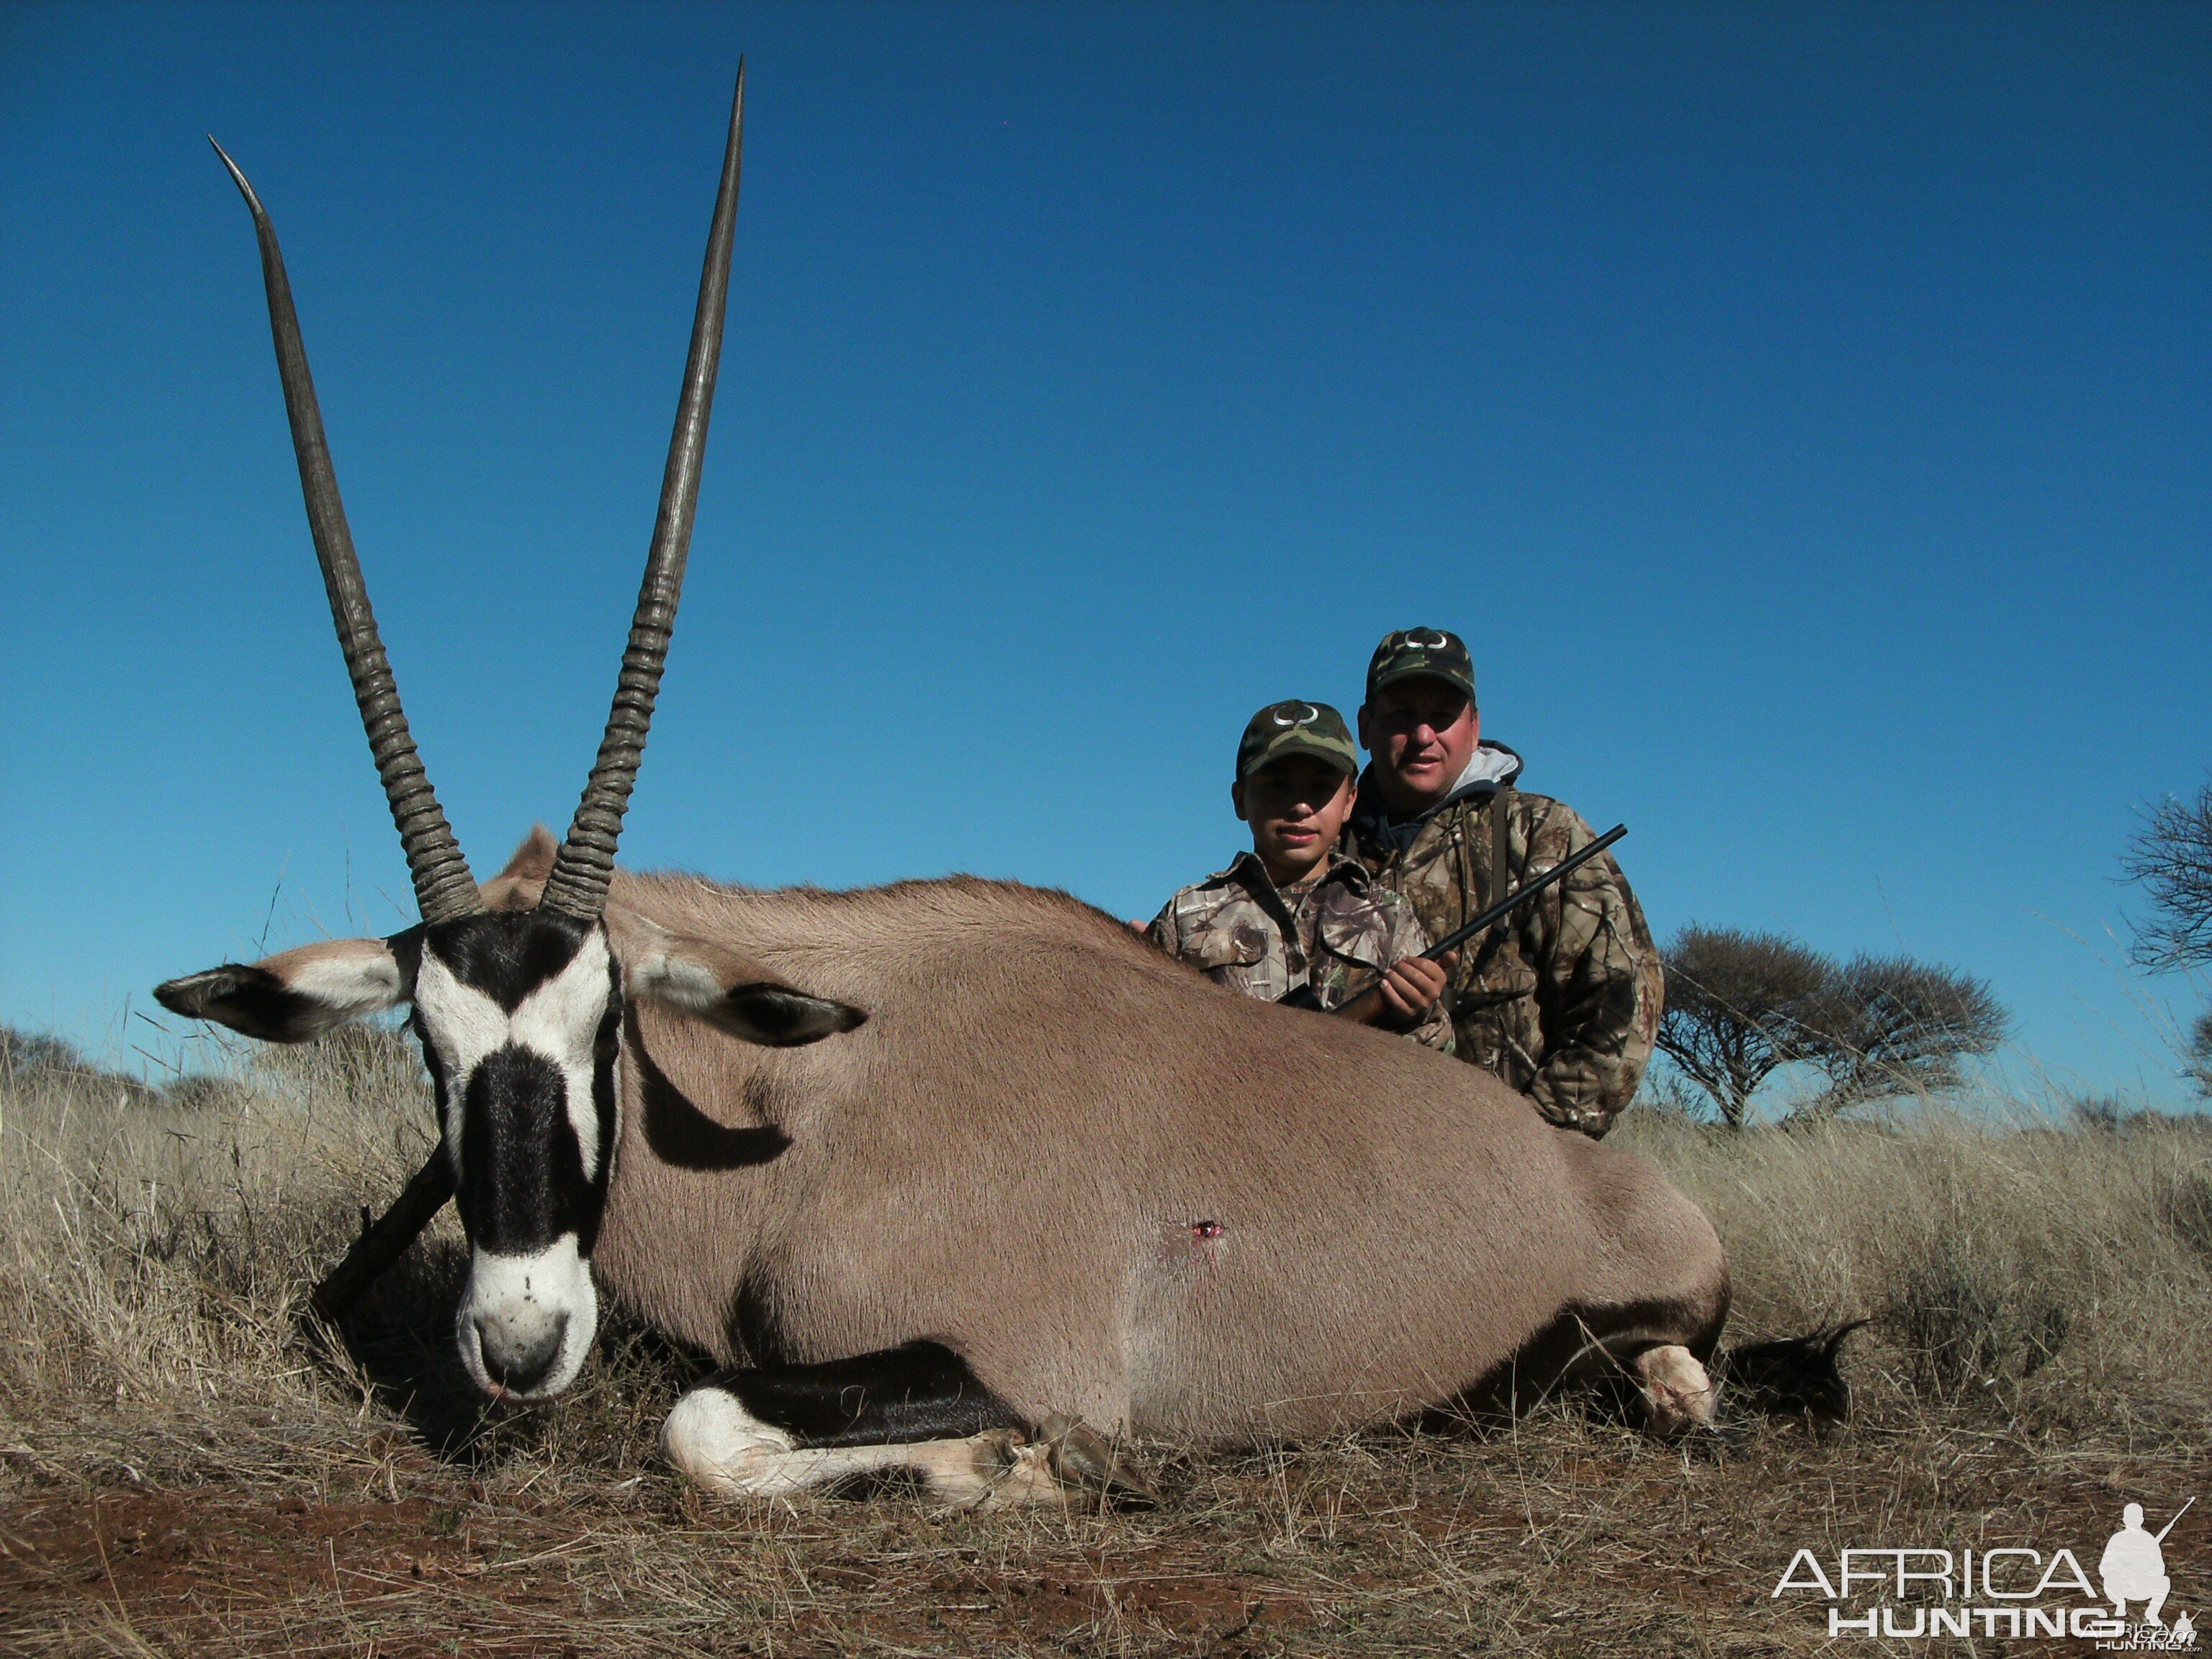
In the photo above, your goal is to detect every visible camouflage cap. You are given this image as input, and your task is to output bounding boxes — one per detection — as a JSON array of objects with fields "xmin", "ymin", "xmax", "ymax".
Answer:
[
  {"xmin": 1236, "ymin": 701, "xmax": 1359, "ymax": 782},
  {"xmin": 1366, "ymin": 627, "xmax": 1475, "ymax": 702}
]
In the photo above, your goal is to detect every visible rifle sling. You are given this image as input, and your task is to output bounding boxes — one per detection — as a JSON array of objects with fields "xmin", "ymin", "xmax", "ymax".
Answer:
[
  {"xmin": 1492, "ymin": 787, "xmax": 1513, "ymax": 911},
  {"xmin": 1467, "ymin": 786, "xmax": 1514, "ymax": 974}
]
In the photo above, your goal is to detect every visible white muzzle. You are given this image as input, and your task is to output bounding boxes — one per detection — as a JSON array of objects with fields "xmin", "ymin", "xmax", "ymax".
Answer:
[{"xmin": 455, "ymin": 1234, "xmax": 598, "ymax": 1401}]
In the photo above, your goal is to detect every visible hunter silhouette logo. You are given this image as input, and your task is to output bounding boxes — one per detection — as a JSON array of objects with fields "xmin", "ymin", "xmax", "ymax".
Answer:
[
  {"xmin": 1772, "ymin": 1498, "xmax": 2196, "ymax": 1645},
  {"xmin": 2103, "ymin": 1502, "xmax": 2193, "ymax": 1629}
]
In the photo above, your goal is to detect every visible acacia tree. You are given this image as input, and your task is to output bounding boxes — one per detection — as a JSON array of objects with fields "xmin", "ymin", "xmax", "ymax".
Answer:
[
  {"xmin": 1655, "ymin": 927, "xmax": 1830, "ymax": 1127},
  {"xmin": 0, "ymin": 1025, "xmax": 158, "ymax": 1106},
  {"xmin": 0, "ymin": 1025, "xmax": 81, "ymax": 1083},
  {"xmin": 2121, "ymin": 783, "xmax": 2212, "ymax": 1097},
  {"xmin": 2123, "ymin": 782, "xmax": 2212, "ymax": 971},
  {"xmin": 2190, "ymin": 1008, "xmax": 2212, "ymax": 1098},
  {"xmin": 1798, "ymin": 954, "xmax": 2008, "ymax": 1112},
  {"xmin": 1655, "ymin": 930, "xmax": 2007, "ymax": 1125}
]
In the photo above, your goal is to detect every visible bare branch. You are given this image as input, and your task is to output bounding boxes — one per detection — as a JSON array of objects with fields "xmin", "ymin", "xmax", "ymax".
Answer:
[
  {"xmin": 2123, "ymin": 782, "xmax": 2212, "ymax": 972},
  {"xmin": 1798, "ymin": 955, "xmax": 2008, "ymax": 1112},
  {"xmin": 1656, "ymin": 927, "xmax": 1829, "ymax": 1128},
  {"xmin": 2186, "ymin": 1006, "xmax": 2212, "ymax": 1100}
]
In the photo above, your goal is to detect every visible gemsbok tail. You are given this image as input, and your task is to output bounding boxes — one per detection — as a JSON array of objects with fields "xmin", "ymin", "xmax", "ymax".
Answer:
[{"xmin": 1717, "ymin": 1320, "xmax": 1866, "ymax": 1428}]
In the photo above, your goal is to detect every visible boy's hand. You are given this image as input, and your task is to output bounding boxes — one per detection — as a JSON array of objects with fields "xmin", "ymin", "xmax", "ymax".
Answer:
[{"xmin": 1367, "ymin": 950, "xmax": 1457, "ymax": 1030}]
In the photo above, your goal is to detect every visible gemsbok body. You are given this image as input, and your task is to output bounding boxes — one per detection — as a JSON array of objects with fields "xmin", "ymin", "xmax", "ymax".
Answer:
[{"xmin": 158, "ymin": 70, "xmax": 1775, "ymax": 1507}]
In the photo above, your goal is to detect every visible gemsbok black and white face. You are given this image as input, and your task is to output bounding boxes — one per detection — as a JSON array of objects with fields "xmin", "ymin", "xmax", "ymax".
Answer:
[
  {"xmin": 412, "ymin": 912, "xmax": 620, "ymax": 1398},
  {"xmin": 158, "ymin": 895, "xmax": 861, "ymax": 1400},
  {"xmin": 151, "ymin": 66, "xmax": 871, "ymax": 1402},
  {"xmin": 160, "ymin": 910, "xmax": 623, "ymax": 1398}
]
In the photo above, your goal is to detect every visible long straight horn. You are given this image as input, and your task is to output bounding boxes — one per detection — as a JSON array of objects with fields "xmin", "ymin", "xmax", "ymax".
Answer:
[
  {"xmin": 539, "ymin": 64, "xmax": 745, "ymax": 922},
  {"xmin": 210, "ymin": 139, "xmax": 482, "ymax": 925}
]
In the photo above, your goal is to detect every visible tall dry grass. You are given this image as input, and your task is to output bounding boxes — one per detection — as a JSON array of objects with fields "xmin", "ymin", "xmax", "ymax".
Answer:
[
  {"xmin": 1619, "ymin": 1105, "xmax": 2212, "ymax": 1436},
  {"xmin": 0, "ymin": 1027, "xmax": 447, "ymax": 1483},
  {"xmin": 3, "ymin": 1025, "xmax": 2208, "ymax": 1655},
  {"xmin": 5, "ymin": 1025, "xmax": 2206, "ymax": 1476}
]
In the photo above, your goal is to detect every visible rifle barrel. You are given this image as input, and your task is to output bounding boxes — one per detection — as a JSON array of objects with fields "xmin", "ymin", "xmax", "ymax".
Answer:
[
  {"xmin": 2154, "ymin": 1496, "xmax": 2195, "ymax": 1544},
  {"xmin": 1416, "ymin": 822, "xmax": 1628, "ymax": 962},
  {"xmin": 1274, "ymin": 821, "xmax": 1627, "ymax": 1014}
]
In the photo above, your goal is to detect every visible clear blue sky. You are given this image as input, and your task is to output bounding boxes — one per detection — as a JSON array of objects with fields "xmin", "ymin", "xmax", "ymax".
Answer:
[{"xmin": 3, "ymin": 2, "xmax": 2206, "ymax": 1105}]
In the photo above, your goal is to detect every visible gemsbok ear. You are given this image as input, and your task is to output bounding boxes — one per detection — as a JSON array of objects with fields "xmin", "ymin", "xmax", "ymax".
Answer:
[
  {"xmin": 613, "ymin": 921, "xmax": 868, "ymax": 1048},
  {"xmin": 153, "ymin": 936, "xmax": 413, "ymax": 1043}
]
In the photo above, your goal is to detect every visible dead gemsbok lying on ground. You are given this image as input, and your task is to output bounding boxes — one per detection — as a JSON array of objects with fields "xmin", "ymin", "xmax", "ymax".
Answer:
[{"xmin": 157, "ymin": 69, "xmax": 1840, "ymax": 1508}]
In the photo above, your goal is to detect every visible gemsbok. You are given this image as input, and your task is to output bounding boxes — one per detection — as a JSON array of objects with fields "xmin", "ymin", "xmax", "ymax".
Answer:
[{"xmin": 157, "ymin": 68, "xmax": 1832, "ymax": 1507}]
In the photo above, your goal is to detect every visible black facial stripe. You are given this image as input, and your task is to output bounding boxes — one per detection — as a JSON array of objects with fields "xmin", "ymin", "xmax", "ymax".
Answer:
[
  {"xmin": 455, "ymin": 1045, "xmax": 594, "ymax": 1254},
  {"xmin": 425, "ymin": 908, "xmax": 595, "ymax": 1012},
  {"xmin": 413, "ymin": 1004, "xmax": 452, "ymax": 1141},
  {"xmin": 409, "ymin": 909, "xmax": 624, "ymax": 1257},
  {"xmin": 583, "ymin": 959, "xmax": 622, "ymax": 1256},
  {"xmin": 387, "ymin": 927, "xmax": 424, "ymax": 993}
]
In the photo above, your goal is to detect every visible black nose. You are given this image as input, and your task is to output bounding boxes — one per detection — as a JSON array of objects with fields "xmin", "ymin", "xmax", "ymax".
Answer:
[{"xmin": 475, "ymin": 1314, "xmax": 567, "ymax": 1396}]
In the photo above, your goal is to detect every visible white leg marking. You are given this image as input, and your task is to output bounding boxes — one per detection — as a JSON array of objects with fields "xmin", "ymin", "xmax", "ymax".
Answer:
[
  {"xmin": 663, "ymin": 1388, "xmax": 804, "ymax": 1496},
  {"xmin": 661, "ymin": 1390, "xmax": 1076, "ymax": 1508},
  {"xmin": 1635, "ymin": 1344, "xmax": 1718, "ymax": 1435}
]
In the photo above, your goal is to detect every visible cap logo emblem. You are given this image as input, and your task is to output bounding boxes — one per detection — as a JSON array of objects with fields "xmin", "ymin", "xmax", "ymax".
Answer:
[
  {"xmin": 1272, "ymin": 703, "xmax": 1320, "ymax": 727},
  {"xmin": 1404, "ymin": 628, "xmax": 1449, "ymax": 651}
]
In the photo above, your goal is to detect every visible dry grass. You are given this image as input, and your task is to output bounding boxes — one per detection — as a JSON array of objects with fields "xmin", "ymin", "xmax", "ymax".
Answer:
[{"xmin": 2, "ymin": 1029, "xmax": 2208, "ymax": 1655}]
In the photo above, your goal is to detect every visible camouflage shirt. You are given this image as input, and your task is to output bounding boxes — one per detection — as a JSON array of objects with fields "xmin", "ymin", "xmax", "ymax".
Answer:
[
  {"xmin": 1147, "ymin": 853, "xmax": 1455, "ymax": 1052},
  {"xmin": 1340, "ymin": 742, "xmax": 1661, "ymax": 1136}
]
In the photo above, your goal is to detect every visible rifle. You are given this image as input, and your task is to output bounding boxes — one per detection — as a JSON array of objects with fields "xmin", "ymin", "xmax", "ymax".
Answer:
[
  {"xmin": 2154, "ymin": 1497, "xmax": 2195, "ymax": 1545},
  {"xmin": 1278, "ymin": 822, "xmax": 1627, "ymax": 1017}
]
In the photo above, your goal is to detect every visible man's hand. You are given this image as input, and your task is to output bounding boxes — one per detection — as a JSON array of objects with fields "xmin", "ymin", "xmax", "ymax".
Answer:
[{"xmin": 1362, "ymin": 951, "xmax": 1457, "ymax": 1031}]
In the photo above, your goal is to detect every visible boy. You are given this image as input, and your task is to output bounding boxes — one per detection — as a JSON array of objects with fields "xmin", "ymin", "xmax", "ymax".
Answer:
[{"xmin": 1148, "ymin": 700, "xmax": 1454, "ymax": 1049}]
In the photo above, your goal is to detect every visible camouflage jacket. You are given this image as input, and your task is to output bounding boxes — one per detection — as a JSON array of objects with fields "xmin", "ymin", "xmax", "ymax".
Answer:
[
  {"xmin": 1147, "ymin": 853, "xmax": 1455, "ymax": 1052},
  {"xmin": 1340, "ymin": 742, "xmax": 1661, "ymax": 1136}
]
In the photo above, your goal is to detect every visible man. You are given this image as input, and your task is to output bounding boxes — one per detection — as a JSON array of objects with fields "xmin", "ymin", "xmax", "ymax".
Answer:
[
  {"xmin": 2099, "ymin": 1503, "xmax": 2174, "ymax": 1627},
  {"xmin": 1339, "ymin": 629, "xmax": 1661, "ymax": 1136},
  {"xmin": 1148, "ymin": 700, "xmax": 1455, "ymax": 1050}
]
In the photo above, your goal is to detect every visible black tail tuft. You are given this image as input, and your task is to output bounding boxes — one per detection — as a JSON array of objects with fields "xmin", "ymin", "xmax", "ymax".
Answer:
[{"xmin": 1719, "ymin": 1320, "xmax": 1866, "ymax": 1429}]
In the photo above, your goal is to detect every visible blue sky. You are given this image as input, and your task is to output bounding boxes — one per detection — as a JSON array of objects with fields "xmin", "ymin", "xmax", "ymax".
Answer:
[{"xmin": 3, "ymin": 1, "xmax": 2206, "ymax": 1105}]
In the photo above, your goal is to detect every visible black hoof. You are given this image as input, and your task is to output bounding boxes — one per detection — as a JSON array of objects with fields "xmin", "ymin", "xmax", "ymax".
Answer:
[{"xmin": 1033, "ymin": 1413, "xmax": 1158, "ymax": 1507}]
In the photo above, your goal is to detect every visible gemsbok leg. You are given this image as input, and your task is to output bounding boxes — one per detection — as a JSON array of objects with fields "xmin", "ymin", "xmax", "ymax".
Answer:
[{"xmin": 661, "ymin": 1341, "xmax": 1151, "ymax": 1508}]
